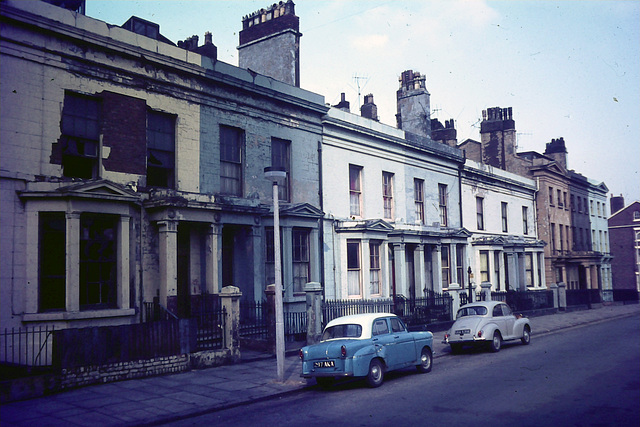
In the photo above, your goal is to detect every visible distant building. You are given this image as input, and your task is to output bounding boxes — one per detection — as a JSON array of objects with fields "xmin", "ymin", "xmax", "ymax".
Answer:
[
  {"xmin": 460, "ymin": 107, "xmax": 612, "ymax": 292},
  {"xmin": 608, "ymin": 198, "xmax": 640, "ymax": 293}
]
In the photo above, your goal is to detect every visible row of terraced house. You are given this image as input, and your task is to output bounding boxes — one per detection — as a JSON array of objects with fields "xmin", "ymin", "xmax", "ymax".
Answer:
[{"xmin": 1, "ymin": 0, "xmax": 618, "ymax": 343}]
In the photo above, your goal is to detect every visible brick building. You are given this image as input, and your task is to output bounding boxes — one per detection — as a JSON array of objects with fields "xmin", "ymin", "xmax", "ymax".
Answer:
[
  {"xmin": 608, "ymin": 198, "xmax": 640, "ymax": 292},
  {"xmin": 459, "ymin": 107, "xmax": 612, "ymax": 292}
]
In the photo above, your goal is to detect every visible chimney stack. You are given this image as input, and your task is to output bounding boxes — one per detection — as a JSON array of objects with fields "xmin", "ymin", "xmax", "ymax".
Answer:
[
  {"xmin": 396, "ymin": 70, "xmax": 431, "ymax": 138},
  {"xmin": 361, "ymin": 94, "xmax": 379, "ymax": 121},
  {"xmin": 333, "ymin": 93, "xmax": 350, "ymax": 112},
  {"xmin": 238, "ymin": 1, "xmax": 301, "ymax": 87}
]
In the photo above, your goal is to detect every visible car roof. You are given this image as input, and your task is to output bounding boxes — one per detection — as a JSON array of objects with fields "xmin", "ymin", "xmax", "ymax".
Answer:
[
  {"xmin": 458, "ymin": 301, "xmax": 503, "ymax": 310},
  {"xmin": 325, "ymin": 313, "xmax": 397, "ymax": 338}
]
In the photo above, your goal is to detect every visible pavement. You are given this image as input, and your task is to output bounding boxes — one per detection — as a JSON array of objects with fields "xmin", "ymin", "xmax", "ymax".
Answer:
[{"xmin": 1, "ymin": 303, "xmax": 638, "ymax": 427}]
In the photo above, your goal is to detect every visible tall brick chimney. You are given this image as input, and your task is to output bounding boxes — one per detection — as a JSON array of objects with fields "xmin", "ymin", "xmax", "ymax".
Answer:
[
  {"xmin": 238, "ymin": 1, "xmax": 301, "ymax": 87},
  {"xmin": 480, "ymin": 107, "xmax": 516, "ymax": 171},
  {"xmin": 396, "ymin": 70, "xmax": 431, "ymax": 138}
]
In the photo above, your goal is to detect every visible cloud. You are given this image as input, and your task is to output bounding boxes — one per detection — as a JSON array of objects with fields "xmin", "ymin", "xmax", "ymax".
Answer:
[{"xmin": 351, "ymin": 34, "xmax": 389, "ymax": 50}]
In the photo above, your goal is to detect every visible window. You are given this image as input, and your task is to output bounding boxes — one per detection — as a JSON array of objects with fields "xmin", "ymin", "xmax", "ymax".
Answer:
[
  {"xmin": 372, "ymin": 319, "xmax": 389, "ymax": 336},
  {"xmin": 390, "ymin": 317, "xmax": 405, "ymax": 333},
  {"xmin": 438, "ymin": 184, "xmax": 448, "ymax": 226},
  {"xmin": 271, "ymin": 138, "xmax": 290, "ymax": 202},
  {"xmin": 479, "ymin": 251, "xmax": 490, "ymax": 283},
  {"xmin": 476, "ymin": 197, "xmax": 485, "ymax": 230},
  {"xmin": 633, "ymin": 211, "xmax": 640, "ymax": 221},
  {"xmin": 525, "ymin": 253, "xmax": 533, "ymax": 287},
  {"xmin": 501, "ymin": 202, "xmax": 508, "ymax": 233},
  {"xmin": 382, "ymin": 172, "xmax": 394, "ymax": 220},
  {"xmin": 570, "ymin": 195, "xmax": 575, "ymax": 211},
  {"xmin": 349, "ymin": 165, "xmax": 363, "ymax": 217},
  {"xmin": 597, "ymin": 202, "xmax": 601, "ymax": 217},
  {"xmin": 522, "ymin": 206, "xmax": 529, "ymax": 235},
  {"xmin": 559, "ymin": 225, "xmax": 564, "ymax": 253},
  {"xmin": 264, "ymin": 227, "xmax": 278, "ymax": 286},
  {"xmin": 61, "ymin": 92, "xmax": 100, "ymax": 179},
  {"xmin": 441, "ymin": 246, "xmax": 450, "ymax": 288},
  {"xmin": 347, "ymin": 240, "xmax": 362, "ymax": 297},
  {"xmin": 551, "ymin": 223, "xmax": 556, "ymax": 253},
  {"xmin": 590, "ymin": 200, "xmax": 594, "ymax": 216},
  {"xmin": 79, "ymin": 214, "xmax": 117, "ymax": 309},
  {"xmin": 292, "ymin": 228, "xmax": 310, "ymax": 293},
  {"xmin": 220, "ymin": 125, "xmax": 244, "ymax": 196},
  {"xmin": 369, "ymin": 241, "xmax": 381, "ymax": 296},
  {"xmin": 147, "ymin": 110, "xmax": 175, "ymax": 188},
  {"xmin": 557, "ymin": 190, "xmax": 563, "ymax": 209},
  {"xmin": 456, "ymin": 245, "xmax": 464, "ymax": 287},
  {"xmin": 414, "ymin": 178, "xmax": 425, "ymax": 224},
  {"xmin": 563, "ymin": 192, "xmax": 568, "ymax": 210},
  {"xmin": 549, "ymin": 187, "xmax": 554, "ymax": 206},
  {"xmin": 39, "ymin": 212, "xmax": 66, "ymax": 311},
  {"xmin": 494, "ymin": 251, "xmax": 501, "ymax": 290}
]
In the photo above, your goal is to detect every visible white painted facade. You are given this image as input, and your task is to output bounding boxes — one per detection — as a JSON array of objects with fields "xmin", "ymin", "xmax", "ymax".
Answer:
[
  {"xmin": 321, "ymin": 108, "xmax": 469, "ymax": 301},
  {"xmin": 461, "ymin": 160, "xmax": 546, "ymax": 292}
]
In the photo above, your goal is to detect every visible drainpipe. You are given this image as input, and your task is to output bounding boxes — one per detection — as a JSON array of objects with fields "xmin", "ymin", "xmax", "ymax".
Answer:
[{"xmin": 318, "ymin": 140, "xmax": 325, "ymax": 295}]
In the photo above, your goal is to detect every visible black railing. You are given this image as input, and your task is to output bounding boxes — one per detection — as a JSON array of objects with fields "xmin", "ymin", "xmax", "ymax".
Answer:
[
  {"xmin": 143, "ymin": 299, "xmax": 178, "ymax": 322},
  {"xmin": 1, "ymin": 325, "xmax": 55, "ymax": 368},
  {"xmin": 612, "ymin": 289, "xmax": 639, "ymax": 302},
  {"xmin": 322, "ymin": 293, "xmax": 452, "ymax": 328},
  {"xmin": 240, "ymin": 300, "xmax": 269, "ymax": 340},
  {"xmin": 284, "ymin": 311, "xmax": 307, "ymax": 342}
]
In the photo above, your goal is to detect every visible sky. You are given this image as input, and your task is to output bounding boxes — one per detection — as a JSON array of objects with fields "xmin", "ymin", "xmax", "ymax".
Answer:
[{"xmin": 87, "ymin": 0, "xmax": 640, "ymax": 204}]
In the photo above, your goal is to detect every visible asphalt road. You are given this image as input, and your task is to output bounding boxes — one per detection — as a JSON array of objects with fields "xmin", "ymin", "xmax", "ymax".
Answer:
[{"xmin": 162, "ymin": 313, "xmax": 640, "ymax": 427}]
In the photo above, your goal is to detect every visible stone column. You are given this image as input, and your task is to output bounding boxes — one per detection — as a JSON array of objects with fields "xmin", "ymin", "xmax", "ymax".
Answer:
[
  {"xmin": 447, "ymin": 283, "xmax": 461, "ymax": 319},
  {"xmin": 393, "ymin": 243, "xmax": 407, "ymax": 297},
  {"xmin": 305, "ymin": 282, "xmax": 323, "ymax": 345},
  {"xmin": 158, "ymin": 220, "xmax": 178, "ymax": 309},
  {"xmin": 220, "ymin": 285, "xmax": 242, "ymax": 362},
  {"xmin": 205, "ymin": 223, "xmax": 222, "ymax": 294},
  {"xmin": 117, "ymin": 215, "xmax": 130, "ymax": 309},
  {"xmin": 481, "ymin": 281, "xmax": 492, "ymax": 301},
  {"xmin": 557, "ymin": 282, "xmax": 567, "ymax": 311},
  {"xmin": 66, "ymin": 212, "xmax": 81, "ymax": 312},
  {"xmin": 433, "ymin": 244, "xmax": 443, "ymax": 294},
  {"xmin": 415, "ymin": 244, "xmax": 426, "ymax": 297}
]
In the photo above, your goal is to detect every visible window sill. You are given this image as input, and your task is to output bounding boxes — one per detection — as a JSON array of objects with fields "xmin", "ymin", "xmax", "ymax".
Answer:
[{"xmin": 23, "ymin": 308, "xmax": 136, "ymax": 323}]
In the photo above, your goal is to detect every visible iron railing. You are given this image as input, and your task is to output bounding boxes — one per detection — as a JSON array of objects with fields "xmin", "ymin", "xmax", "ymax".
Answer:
[{"xmin": 1, "ymin": 325, "xmax": 55, "ymax": 368}]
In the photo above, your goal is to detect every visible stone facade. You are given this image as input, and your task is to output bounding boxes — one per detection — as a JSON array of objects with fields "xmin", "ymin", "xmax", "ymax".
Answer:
[{"xmin": 0, "ymin": 0, "xmax": 326, "ymax": 331}]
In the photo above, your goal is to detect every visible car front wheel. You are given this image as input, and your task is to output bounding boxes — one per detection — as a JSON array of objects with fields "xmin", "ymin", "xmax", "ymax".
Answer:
[
  {"xmin": 417, "ymin": 347, "xmax": 432, "ymax": 373},
  {"xmin": 489, "ymin": 331, "xmax": 502, "ymax": 352},
  {"xmin": 521, "ymin": 325, "xmax": 531, "ymax": 345},
  {"xmin": 366, "ymin": 359, "xmax": 384, "ymax": 388}
]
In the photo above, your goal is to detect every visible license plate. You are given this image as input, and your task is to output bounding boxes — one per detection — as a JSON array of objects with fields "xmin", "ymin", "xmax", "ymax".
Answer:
[
  {"xmin": 313, "ymin": 360, "xmax": 335, "ymax": 368},
  {"xmin": 455, "ymin": 329, "xmax": 471, "ymax": 335}
]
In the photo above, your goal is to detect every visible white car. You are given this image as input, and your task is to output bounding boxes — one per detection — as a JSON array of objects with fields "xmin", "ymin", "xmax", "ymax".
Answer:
[{"xmin": 443, "ymin": 301, "xmax": 531, "ymax": 353}]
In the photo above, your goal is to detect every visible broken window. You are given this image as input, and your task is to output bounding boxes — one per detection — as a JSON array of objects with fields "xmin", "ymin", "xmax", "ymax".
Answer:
[
  {"xmin": 39, "ymin": 212, "xmax": 66, "ymax": 311},
  {"xmin": 80, "ymin": 214, "xmax": 117, "ymax": 310},
  {"xmin": 147, "ymin": 110, "xmax": 175, "ymax": 188},
  {"xmin": 220, "ymin": 125, "xmax": 243, "ymax": 196},
  {"xmin": 61, "ymin": 92, "xmax": 100, "ymax": 179}
]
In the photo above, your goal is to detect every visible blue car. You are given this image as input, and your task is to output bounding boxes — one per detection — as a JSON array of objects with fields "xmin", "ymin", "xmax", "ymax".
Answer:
[{"xmin": 299, "ymin": 313, "xmax": 434, "ymax": 388}]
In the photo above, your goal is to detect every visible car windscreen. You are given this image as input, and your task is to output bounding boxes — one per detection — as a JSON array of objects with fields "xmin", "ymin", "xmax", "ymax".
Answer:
[
  {"xmin": 321, "ymin": 324, "xmax": 363, "ymax": 341},
  {"xmin": 456, "ymin": 306, "xmax": 488, "ymax": 317}
]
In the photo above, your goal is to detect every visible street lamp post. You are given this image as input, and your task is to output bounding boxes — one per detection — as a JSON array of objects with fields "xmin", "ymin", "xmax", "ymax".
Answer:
[{"xmin": 264, "ymin": 167, "xmax": 286, "ymax": 382}]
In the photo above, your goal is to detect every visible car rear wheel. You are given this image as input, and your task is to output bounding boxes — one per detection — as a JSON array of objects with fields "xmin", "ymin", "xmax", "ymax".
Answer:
[
  {"xmin": 521, "ymin": 325, "xmax": 531, "ymax": 345},
  {"xmin": 417, "ymin": 347, "xmax": 432, "ymax": 373},
  {"xmin": 489, "ymin": 331, "xmax": 502, "ymax": 352},
  {"xmin": 366, "ymin": 359, "xmax": 384, "ymax": 388}
]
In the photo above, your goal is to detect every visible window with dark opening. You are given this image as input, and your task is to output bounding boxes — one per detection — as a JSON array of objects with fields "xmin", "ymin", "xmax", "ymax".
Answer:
[
  {"xmin": 147, "ymin": 110, "xmax": 175, "ymax": 188},
  {"xmin": 61, "ymin": 92, "xmax": 100, "ymax": 179}
]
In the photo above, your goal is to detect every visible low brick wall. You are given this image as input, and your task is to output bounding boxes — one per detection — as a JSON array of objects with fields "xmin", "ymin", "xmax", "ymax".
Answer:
[{"xmin": 59, "ymin": 354, "xmax": 190, "ymax": 390}]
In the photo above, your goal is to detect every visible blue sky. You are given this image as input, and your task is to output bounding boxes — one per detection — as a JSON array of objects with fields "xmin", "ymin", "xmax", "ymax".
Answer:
[{"xmin": 87, "ymin": 0, "xmax": 640, "ymax": 204}]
